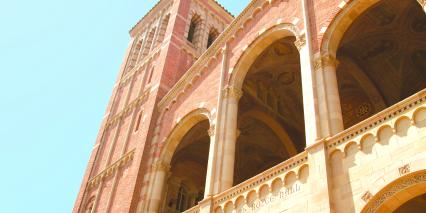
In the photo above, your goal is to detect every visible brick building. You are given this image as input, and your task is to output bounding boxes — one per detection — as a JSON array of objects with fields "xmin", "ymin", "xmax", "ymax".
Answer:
[{"xmin": 74, "ymin": 0, "xmax": 426, "ymax": 212}]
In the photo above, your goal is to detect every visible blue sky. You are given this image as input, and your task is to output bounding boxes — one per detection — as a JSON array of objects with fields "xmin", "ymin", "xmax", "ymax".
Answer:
[{"xmin": 0, "ymin": 0, "xmax": 248, "ymax": 212}]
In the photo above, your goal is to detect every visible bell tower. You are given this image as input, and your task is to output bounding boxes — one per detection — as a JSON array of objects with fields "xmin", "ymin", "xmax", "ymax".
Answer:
[{"xmin": 73, "ymin": 0, "xmax": 233, "ymax": 212}]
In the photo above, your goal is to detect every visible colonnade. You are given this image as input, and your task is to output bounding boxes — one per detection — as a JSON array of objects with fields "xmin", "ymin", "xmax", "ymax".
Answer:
[{"xmin": 143, "ymin": 34, "xmax": 345, "ymax": 212}]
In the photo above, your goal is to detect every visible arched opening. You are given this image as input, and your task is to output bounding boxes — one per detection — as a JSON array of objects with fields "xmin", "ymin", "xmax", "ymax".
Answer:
[
  {"xmin": 207, "ymin": 28, "xmax": 219, "ymax": 48},
  {"xmin": 187, "ymin": 14, "xmax": 202, "ymax": 44},
  {"xmin": 234, "ymin": 36, "xmax": 305, "ymax": 185},
  {"xmin": 163, "ymin": 119, "xmax": 210, "ymax": 212},
  {"xmin": 335, "ymin": 0, "xmax": 426, "ymax": 128},
  {"xmin": 157, "ymin": 14, "xmax": 170, "ymax": 45},
  {"xmin": 395, "ymin": 193, "xmax": 426, "ymax": 212},
  {"xmin": 361, "ymin": 170, "xmax": 426, "ymax": 213},
  {"xmin": 141, "ymin": 27, "xmax": 157, "ymax": 58},
  {"xmin": 126, "ymin": 38, "xmax": 143, "ymax": 72}
]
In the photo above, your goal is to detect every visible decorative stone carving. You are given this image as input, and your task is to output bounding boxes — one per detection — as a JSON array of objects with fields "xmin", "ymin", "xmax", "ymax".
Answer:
[
  {"xmin": 313, "ymin": 54, "xmax": 339, "ymax": 71},
  {"xmin": 223, "ymin": 86, "xmax": 243, "ymax": 100},
  {"xmin": 364, "ymin": 173, "xmax": 426, "ymax": 213},
  {"xmin": 361, "ymin": 191, "xmax": 373, "ymax": 202},
  {"xmin": 208, "ymin": 124, "xmax": 215, "ymax": 137},
  {"xmin": 398, "ymin": 164, "xmax": 410, "ymax": 176},
  {"xmin": 152, "ymin": 161, "xmax": 171, "ymax": 172},
  {"xmin": 293, "ymin": 36, "xmax": 306, "ymax": 51}
]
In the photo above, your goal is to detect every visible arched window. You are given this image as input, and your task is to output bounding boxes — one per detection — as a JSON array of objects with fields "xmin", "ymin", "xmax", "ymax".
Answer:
[
  {"xmin": 134, "ymin": 111, "xmax": 143, "ymax": 132},
  {"xmin": 176, "ymin": 185, "xmax": 189, "ymax": 212},
  {"xmin": 126, "ymin": 38, "xmax": 143, "ymax": 72},
  {"xmin": 141, "ymin": 27, "xmax": 157, "ymax": 58},
  {"xmin": 187, "ymin": 15, "xmax": 201, "ymax": 44},
  {"xmin": 207, "ymin": 28, "xmax": 219, "ymax": 48},
  {"xmin": 157, "ymin": 14, "xmax": 170, "ymax": 45}
]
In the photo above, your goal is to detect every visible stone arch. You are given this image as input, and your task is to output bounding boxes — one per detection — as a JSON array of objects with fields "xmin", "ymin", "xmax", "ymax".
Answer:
[
  {"xmin": 160, "ymin": 108, "xmax": 211, "ymax": 165},
  {"xmin": 239, "ymin": 109, "xmax": 298, "ymax": 156},
  {"xmin": 361, "ymin": 170, "xmax": 426, "ymax": 213},
  {"xmin": 320, "ymin": 0, "xmax": 425, "ymax": 57},
  {"xmin": 229, "ymin": 23, "xmax": 302, "ymax": 90}
]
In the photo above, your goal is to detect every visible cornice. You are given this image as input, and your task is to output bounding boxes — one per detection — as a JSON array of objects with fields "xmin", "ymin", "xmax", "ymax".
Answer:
[
  {"xmin": 130, "ymin": 0, "xmax": 173, "ymax": 37},
  {"xmin": 87, "ymin": 149, "xmax": 136, "ymax": 189},
  {"xmin": 158, "ymin": 0, "xmax": 280, "ymax": 112},
  {"xmin": 105, "ymin": 90, "xmax": 150, "ymax": 129}
]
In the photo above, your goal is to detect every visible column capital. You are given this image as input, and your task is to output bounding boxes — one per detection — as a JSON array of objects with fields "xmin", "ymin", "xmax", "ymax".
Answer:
[
  {"xmin": 152, "ymin": 160, "xmax": 170, "ymax": 172},
  {"xmin": 208, "ymin": 124, "xmax": 215, "ymax": 137},
  {"xmin": 223, "ymin": 86, "xmax": 243, "ymax": 100},
  {"xmin": 294, "ymin": 35, "xmax": 306, "ymax": 51},
  {"xmin": 313, "ymin": 54, "xmax": 339, "ymax": 71}
]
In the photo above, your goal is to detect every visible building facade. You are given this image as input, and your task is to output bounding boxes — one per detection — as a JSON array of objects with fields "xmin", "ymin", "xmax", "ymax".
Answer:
[{"xmin": 74, "ymin": 0, "xmax": 426, "ymax": 212}]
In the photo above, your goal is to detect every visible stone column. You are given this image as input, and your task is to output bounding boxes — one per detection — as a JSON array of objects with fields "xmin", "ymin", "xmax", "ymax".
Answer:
[
  {"xmin": 295, "ymin": 37, "xmax": 321, "ymax": 146},
  {"xmin": 216, "ymin": 86, "xmax": 242, "ymax": 192},
  {"xmin": 147, "ymin": 161, "xmax": 170, "ymax": 213},
  {"xmin": 314, "ymin": 54, "xmax": 344, "ymax": 136},
  {"xmin": 204, "ymin": 125, "xmax": 217, "ymax": 197}
]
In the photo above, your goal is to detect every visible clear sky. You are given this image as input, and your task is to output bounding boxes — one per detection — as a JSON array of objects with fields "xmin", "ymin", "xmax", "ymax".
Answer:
[{"xmin": 0, "ymin": 0, "xmax": 249, "ymax": 212}]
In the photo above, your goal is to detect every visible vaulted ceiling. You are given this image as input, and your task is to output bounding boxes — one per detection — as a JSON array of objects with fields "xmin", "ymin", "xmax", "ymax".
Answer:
[{"xmin": 337, "ymin": 0, "xmax": 426, "ymax": 128}]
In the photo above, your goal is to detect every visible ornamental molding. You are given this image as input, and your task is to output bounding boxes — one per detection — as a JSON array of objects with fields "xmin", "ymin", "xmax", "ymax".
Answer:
[
  {"xmin": 87, "ymin": 149, "xmax": 136, "ymax": 189},
  {"xmin": 152, "ymin": 160, "xmax": 171, "ymax": 172},
  {"xmin": 105, "ymin": 90, "xmax": 150, "ymax": 129},
  {"xmin": 158, "ymin": 0, "xmax": 287, "ymax": 112},
  {"xmin": 208, "ymin": 124, "xmax": 216, "ymax": 137},
  {"xmin": 363, "ymin": 172, "xmax": 426, "ymax": 213},
  {"xmin": 313, "ymin": 54, "xmax": 339, "ymax": 71},
  {"xmin": 223, "ymin": 86, "xmax": 243, "ymax": 100},
  {"xmin": 294, "ymin": 36, "xmax": 306, "ymax": 51}
]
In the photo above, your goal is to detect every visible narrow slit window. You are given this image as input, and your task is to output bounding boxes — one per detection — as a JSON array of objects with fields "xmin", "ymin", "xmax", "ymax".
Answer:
[
  {"xmin": 134, "ymin": 112, "xmax": 143, "ymax": 132},
  {"xmin": 207, "ymin": 28, "xmax": 219, "ymax": 48}
]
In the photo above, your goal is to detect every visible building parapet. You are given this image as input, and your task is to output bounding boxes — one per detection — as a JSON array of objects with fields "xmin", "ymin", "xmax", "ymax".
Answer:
[{"xmin": 325, "ymin": 88, "xmax": 426, "ymax": 153}]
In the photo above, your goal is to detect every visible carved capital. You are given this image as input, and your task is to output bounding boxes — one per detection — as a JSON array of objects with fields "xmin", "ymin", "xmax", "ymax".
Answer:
[
  {"xmin": 294, "ymin": 36, "xmax": 306, "ymax": 51},
  {"xmin": 223, "ymin": 86, "xmax": 243, "ymax": 100},
  {"xmin": 152, "ymin": 161, "xmax": 170, "ymax": 172},
  {"xmin": 208, "ymin": 124, "xmax": 215, "ymax": 137},
  {"xmin": 361, "ymin": 191, "xmax": 373, "ymax": 202},
  {"xmin": 313, "ymin": 54, "xmax": 339, "ymax": 71}
]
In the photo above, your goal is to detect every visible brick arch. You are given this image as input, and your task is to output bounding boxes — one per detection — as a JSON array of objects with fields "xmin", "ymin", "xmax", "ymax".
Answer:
[
  {"xmin": 361, "ymin": 169, "xmax": 426, "ymax": 213},
  {"xmin": 320, "ymin": 0, "xmax": 425, "ymax": 57},
  {"xmin": 229, "ymin": 23, "xmax": 302, "ymax": 90},
  {"xmin": 160, "ymin": 108, "xmax": 212, "ymax": 165}
]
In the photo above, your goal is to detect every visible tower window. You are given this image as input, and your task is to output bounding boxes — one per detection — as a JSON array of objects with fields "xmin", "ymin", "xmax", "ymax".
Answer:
[
  {"xmin": 134, "ymin": 111, "xmax": 143, "ymax": 132},
  {"xmin": 187, "ymin": 15, "xmax": 201, "ymax": 44},
  {"xmin": 207, "ymin": 28, "xmax": 219, "ymax": 48}
]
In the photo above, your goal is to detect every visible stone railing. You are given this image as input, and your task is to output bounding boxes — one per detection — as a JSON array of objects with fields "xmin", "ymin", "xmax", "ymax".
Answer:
[
  {"xmin": 184, "ymin": 205, "xmax": 200, "ymax": 213},
  {"xmin": 211, "ymin": 151, "xmax": 309, "ymax": 212},
  {"xmin": 325, "ymin": 88, "xmax": 426, "ymax": 154}
]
